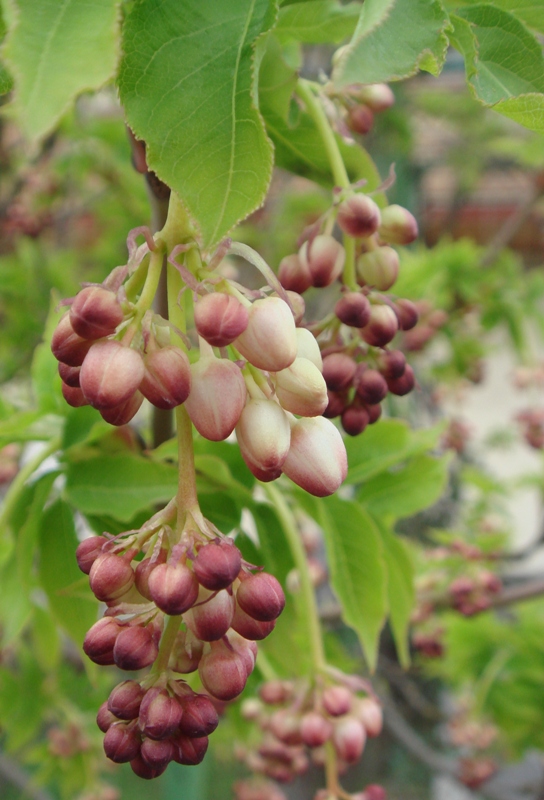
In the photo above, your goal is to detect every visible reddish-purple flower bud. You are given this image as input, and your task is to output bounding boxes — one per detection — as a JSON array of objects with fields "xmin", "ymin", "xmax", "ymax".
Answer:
[
  {"xmin": 198, "ymin": 641, "xmax": 248, "ymax": 701},
  {"xmin": 322, "ymin": 353, "xmax": 356, "ymax": 392},
  {"xmin": 113, "ymin": 625, "xmax": 158, "ymax": 671},
  {"xmin": 300, "ymin": 712, "xmax": 333, "ymax": 748},
  {"xmin": 322, "ymin": 685, "xmax": 353, "ymax": 717},
  {"xmin": 355, "ymin": 368, "xmax": 388, "ymax": 405},
  {"xmin": 341, "ymin": 405, "xmax": 369, "ymax": 437},
  {"xmin": 236, "ymin": 399, "xmax": 291, "ymax": 475},
  {"xmin": 140, "ymin": 346, "xmax": 191, "ymax": 409},
  {"xmin": 347, "ymin": 104, "xmax": 374, "ymax": 135},
  {"xmin": 83, "ymin": 617, "xmax": 122, "ymax": 665},
  {"xmin": 173, "ymin": 734, "xmax": 209, "ymax": 765},
  {"xmin": 282, "ymin": 416, "xmax": 347, "ymax": 497},
  {"xmin": 76, "ymin": 536, "xmax": 107, "ymax": 574},
  {"xmin": 332, "ymin": 717, "xmax": 366, "ymax": 763},
  {"xmin": 231, "ymin": 602, "xmax": 277, "ymax": 641},
  {"xmin": 130, "ymin": 752, "xmax": 168, "ymax": 779},
  {"xmin": 97, "ymin": 701, "xmax": 118, "ymax": 732},
  {"xmin": 299, "ymin": 235, "xmax": 345, "ymax": 288},
  {"xmin": 134, "ymin": 549, "xmax": 167, "ymax": 600},
  {"xmin": 185, "ymin": 355, "xmax": 246, "ymax": 441},
  {"xmin": 323, "ymin": 390, "xmax": 348, "ymax": 419},
  {"xmin": 195, "ymin": 293, "xmax": 249, "ymax": 347},
  {"xmin": 193, "ymin": 540, "xmax": 242, "ymax": 591},
  {"xmin": 100, "ymin": 391, "xmax": 143, "ymax": 426},
  {"xmin": 235, "ymin": 297, "xmax": 298, "ymax": 372},
  {"xmin": 58, "ymin": 362, "xmax": 81, "ymax": 387},
  {"xmin": 138, "ymin": 688, "xmax": 183, "ymax": 740},
  {"xmin": 337, "ymin": 195, "xmax": 381, "ymax": 239},
  {"xmin": 89, "ymin": 553, "xmax": 134, "ymax": 602},
  {"xmin": 51, "ymin": 313, "xmax": 94, "ymax": 366},
  {"xmin": 170, "ymin": 630, "xmax": 204, "ymax": 674},
  {"xmin": 378, "ymin": 204, "xmax": 418, "ymax": 245},
  {"xmin": 394, "ymin": 298, "xmax": 419, "ymax": 331},
  {"xmin": 274, "ymin": 358, "xmax": 328, "ymax": 417},
  {"xmin": 227, "ymin": 630, "xmax": 258, "ymax": 676},
  {"xmin": 108, "ymin": 681, "xmax": 145, "ymax": 721},
  {"xmin": 377, "ymin": 349, "xmax": 406, "ymax": 379},
  {"xmin": 184, "ymin": 586, "xmax": 234, "ymax": 641},
  {"xmin": 140, "ymin": 737, "xmax": 176, "ymax": 770},
  {"xmin": 278, "ymin": 254, "xmax": 312, "ymax": 294},
  {"xmin": 70, "ymin": 286, "xmax": 124, "ymax": 340},
  {"xmin": 367, "ymin": 403, "xmax": 382, "ymax": 424},
  {"xmin": 361, "ymin": 305, "xmax": 398, "ymax": 347},
  {"xmin": 178, "ymin": 694, "xmax": 219, "ymax": 738},
  {"xmin": 386, "ymin": 364, "xmax": 415, "ymax": 396},
  {"xmin": 80, "ymin": 341, "xmax": 145, "ymax": 410},
  {"xmin": 358, "ymin": 247, "xmax": 399, "ymax": 291},
  {"xmin": 236, "ymin": 572, "xmax": 285, "ymax": 622},
  {"xmin": 335, "ymin": 292, "xmax": 371, "ymax": 328},
  {"xmin": 148, "ymin": 561, "xmax": 199, "ymax": 616},
  {"xmin": 61, "ymin": 383, "xmax": 89, "ymax": 408},
  {"xmin": 103, "ymin": 722, "xmax": 141, "ymax": 763}
]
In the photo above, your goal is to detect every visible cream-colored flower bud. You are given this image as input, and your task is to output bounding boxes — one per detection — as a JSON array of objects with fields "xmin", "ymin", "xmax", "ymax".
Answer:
[
  {"xmin": 185, "ymin": 354, "xmax": 246, "ymax": 441},
  {"xmin": 357, "ymin": 246, "xmax": 399, "ymax": 291},
  {"xmin": 234, "ymin": 297, "xmax": 297, "ymax": 371},
  {"xmin": 295, "ymin": 328, "xmax": 323, "ymax": 371},
  {"xmin": 299, "ymin": 235, "xmax": 345, "ymax": 288},
  {"xmin": 378, "ymin": 204, "xmax": 418, "ymax": 245},
  {"xmin": 236, "ymin": 398, "xmax": 291, "ymax": 477},
  {"xmin": 274, "ymin": 358, "xmax": 328, "ymax": 417},
  {"xmin": 282, "ymin": 417, "xmax": 347, "ymax": 497}
]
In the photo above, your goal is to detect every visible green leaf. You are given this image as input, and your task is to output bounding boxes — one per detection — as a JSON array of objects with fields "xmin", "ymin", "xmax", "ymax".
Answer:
[
  {"xmin": 493, "ymin": 92, "xmax": 544, "ymax": 133},
  {"xmin": 38, "ymin": 499, "xmax": 98, "ymax": 646},
  {"xmin": 3, "ymin": 0, "xmax": 120, "ymax": 140},
  {"xmin": 16, "ymin": 471, "xmax": 59, "ymax": 589},
  {"xmin": 0, "ymin": 410, "xmax": 63, "ymax": 447},
  {"xmin": 250, "ymin": 501, "xmax": 296, "ymax": 584},
  {"xmin": 259, "ymin": 34, "xmax": 298, "ymax": 121},
  {"xmin": 32, "ymin": 605, "xmax": 61, "ymax": 672},
  {"xmin": 199, "ymin": 491, "xmax": 242, "ymax": 533},
  {"xmin": 119, "ymin": 0, "xmax": 276, "ymax": 248},
  {"xmin": 61, "ymin": 405, "xmax": 108, "ymax": 450},
  {"xmin": 0, "ymin": 4, "xmax": 13, "ymax": 96},
  {"xmin": 317, "ymin": 495, "xmax": 387, "ymax": 670},
  {"xmin": 357, "ymin": 452, "xmax": 452, "ymax": 520},
  {"xmin": 0, "ymin": 556, "xmax": 32, "ymax": 645},
  {"xmin": 276, "ymin": 0, "xmax": 360, "ymax": 44},
  {"xmin": 451, "ymin": 0, "xmax": 544, "ymax": 36},
  {"xmin": 65, "ymin": 453, "xmax": 178, "ymax": 522},
  {"xmin": 333, "ymin": 0, "xmax": 450, "ymax": 88}
]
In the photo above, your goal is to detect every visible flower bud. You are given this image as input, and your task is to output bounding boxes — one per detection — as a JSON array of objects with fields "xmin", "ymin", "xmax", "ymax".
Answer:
[
  {"xmin": 347, "ymin": 104, "xmax": 374, "ymax": 135},
  {"xmin": 170, "ymin": 630, "xmax": 204, "ymax": 674},
  {"xmin": 394, "ymin": 298, "xmax": 418, "ymax": 331},
  {"xmin": 113, "ymin": 625, "xmax": 158, "ymax": 671},
  {"xmin": 337, "ymin": 195, "xmax": 381, "ymax": 239},
  {"xmin": 286, "ymin": 291, "xmax": 305, "ymax": 324},
  {"xmin": 403, "ymin": 325, "xmax": 434, "ymax": 351},
  {"xmin": 367, "ymin": 403, "xmax": 382, "ymax": 424},
  {"xmin": 362, "ymin": 785, "xmax": 387, "ymax": 800},
  {"xmin": 83, "ymin": 617, "xmax": 123, "ymax": 665},
  {"xmin": 134, "ymin": 549, "xmax": 167, "ymax": 600},
  {"xmin": 184, "ymin": 586, "xmax": 234, "ymax": 641},
  {"xmin": 194, "ymin": 292, "xmax": 249, "ymax": 347},
  {"xmin": 138, "ymin": 688, "xmax": 183, "ymax": 740},
  {"xmin": 259, "ymin": 680, "xmax": 293, "ymax": 705},
  {"xmin": 278, "ymin": 254, "xmax": 312, "ymax": 294},
  {"xmin": 282, "ymin": 417, "xmax": 347, "ymax": 497},
  {"xmin": 148, "ymin": 562, "xmax": 199, "ymax": 615},
  {"xmin": 178, "ymin": 693, "xmax": 219, "ymax": 738},
  {"xmin": 299, "ymin": 235, "xmax": 345, "ymax": 288},
  {"xmin": 103, "ymin": 723, "xmax": 141, "ymax": 765},
  {"xmin": 335, "ymin": 292, "xmax": 371, "ymax": 328},
  {"xmin": 350, "ymin": 83, "xmax": 394, "ymax": 112},
  {"xmin": 332, "ymin": 717, "xmax": 366, "ymax": 763},
  {"xmin": 227, "ymin": 630, "xmax": 258, "ymax": 676},
  {"xmin": 100, "ymin": 391, "xmax": 143, "ymax": 426},
  {"xmin": 300, "ymin": 712, "xmax": 333, "ymax": 748},
  {"xmin": 97, "ymin": 701, "xmax": 118, "ymax": 732},
  {"xmin": 193, "ymin": 539, "xmax": 242, "ymax": 591},
  {"xmin": 376, "ymin": 349, "xmax": 406, "ymax": 379},
  {"xmin": 140, "ymin": 737, "xmax": 176, "ymax": 770},
  {"xmin": 140, "ymin": 346, "xmax": 191, "ymax": 409},
  {"xmin": 235, "ymin": 297, "xmax": 297, "ymax": 371},
  {"xmin": 89, "ymin": 553, "xmax": 134, "ymax": 602},
  {"xmin": 269, "ymin": 709, "xmax": 302, "ymax": 745},
  {"xmin": 323, "ymin": 390, "xmax": 348, "ymax": 419},
  {"xmin": 386, "ymin": 364, "xmax": 415, "ymax": 396},
  {"xmin": 80, "ymin": 341, "xmax": 145, "ymax": 410},
  {"xmin": 341, "ymin": 405, "xmax": 369, "ymax": 436},
  {"xmin": 358, "ymin": 247, "xmax": 399, "ymax": 291},
  {"xmin": 322, "ymin": 353, "xmax": 356, "ymax": 392},
  {"xmin": 58, "ymin": 362, "xmax": 81, "ymax": 387},
  {"xmin": 51, "ymin": 313, "xmax": 94, "ymax": 366},
  {"xmin": 274, "ymin": 358, "xmax": 328, "ymax": 417},
  {"xmin": 108, "ymin": 681, "xmax": 145, "ymax": 721},
  {"xmin": 236, "ymin": 399, "xmax": 291, "ymax": 474},
  {"xmin": 185, "ymin": 355, "xmax": 246, "ymax": 441},
  {"xmin": 130, "ymin": 752, "xmax": 168, "ymax": 779},
  {"xmin": 378, "ymin": 204, "xmax": 418, "ymax": 245},
  {"xmin": 236, "ymin": 572, "xmax": 285, "ymax": 622},
  {"xmin": 173, "ymin": 734, "xmax": 209, "ymax": 765},
  {"xmin": 295, "ymin": 328, "xmax": 322, "ymax": 371},
  {"xmin": 355, "ymin": 368, "xmax": 387, "ymax": 405},
  {"xmin": 361, "ymin": 305, "xmax": 398, "ymax": 347},
  {"xmin": 76, "ymin": 536, "xmax": 107, "ymax": 574},
  {"xmin": 355, "ymin": 698, "xmax": 383, "ymax": 738},
  {"xmin": 198, "ymin": 641, "xmax": 248, "ymax": 701},
  {"xmin": 231, "ymin": 602, "xmax": 277, "ymax": 640},
  {"xmin": 61, "ymin": 383, "xmax": 89, "ymax": 408},
  {"xmin": 322, "ymin": 685, "xmax": 353, "ymax": 716},
  {"xmin": 70, "ymin": 286, "xmax": 124, "ymax": 340}
]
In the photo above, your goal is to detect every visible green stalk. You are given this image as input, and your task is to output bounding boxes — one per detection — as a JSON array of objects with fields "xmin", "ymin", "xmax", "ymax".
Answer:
[{"xmin": 151, "ymin": 613, "xmax": 183, "ymax": 675}]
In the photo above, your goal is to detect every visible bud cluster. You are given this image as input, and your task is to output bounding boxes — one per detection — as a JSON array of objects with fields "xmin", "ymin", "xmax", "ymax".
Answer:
[
  {"xmin": 335, "ymin": 82, "xmax": 396, "ymax": 138},
  {"xmin": 237, "ymin": 678, "xmax": 383, "ymax": 789},
  {"xmin": 401, "ymin": 300, "xmax": 447, "ymax": 353}
]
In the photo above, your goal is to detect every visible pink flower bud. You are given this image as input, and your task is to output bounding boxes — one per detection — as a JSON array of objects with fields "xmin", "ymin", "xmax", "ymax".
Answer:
[
  {"xmin": 172, "ymin": 734, "xmax": 209, "ymax": 765},
  {"xmin": 351, "ymin": 83, "xmax": 394, "ymax": 112},
  {"xmin": 80, "ymin": 341, "xmax": 145, "ymax": 410},
  {"xmin": 58, "ymin": 362, "xmax": 81, "ymax": 387},
  {"xmin": 386, "ymin": 364, "xmax": 415, "ymax": 396},
  {"xmin": 134, "ymin": 549, "xmax": 167, "ymax": 600},
  {"xmin": 324, "ymin": 390, "xmax": 348, "ymax": 419},
  {"xmin": 113, "ymin": 625, "xmax": 158, "ymax": 671},
  {"xmin": 226, "ymin": 630, "xmax": 258, "ymax": 676},
  {"xmin": 103, "ymin": 722, "xmax": 141, "ymax": 763},
  {"xmin": 322, "ymin": 353, "xmax": 356, "ymax": 392},
  {"xmin": 363, "ymin": 785, "xmax": 387, "ymax": 800},
  {"xmin": 341, "ymin": 405, "xmax": 369, "ymax": 436},
  {"xmin": 236, "ymin": 572, "xmax": 285, "ymax": 622},
  {"xmin": 358, "ymin": 247, "xmax": 399, "ymax": 291},
  {"xmin": 83, "ymin": 617, "xmax": 123, "ymax": 665},
  {"xmin": 100, "ymin": 391, "xmax": 143, "ymax": 426},
  {"xmin": 193, "ymin": 539, "xmax": 242, "ymax": 591},
  {"xmin": 269, "ymin": 709, "xmax": 302, "ymax": 745},
  {"xmin": 337, "ymin": 195, "xmax": 381, "ymax": 239},
  {"xmin": 274, "ymin": 358, "xmax": 328, "ymax": 417},
  {"xmin": 76, "ymin": 535, "xmax": 107, "ymax": 574},
  {"xmin": 378, "ymin": 204, "xmax": 418, "ymax": 245},
  {"xmin": 282, "ymin": 417, "xmax": 347, "ymax": 497},
  {"xmin": 61, "ymin": 383, "xmax": 89, "ymax": 408},
  {"xmin": 335, "ymin": 292, "xmax": 371, "ymax": 328},
  {"xmin": 178, "ymin": 693, "xmax": 219, "ymax": 738},
  {"xmin": 332, "ymin": 717, "xmax": 366, "ymax": 763},
  {"xmin": 148, "ymin": 562, "xmax": 199, "ymax": 615},
  {"xmin": 278, "ymin": 254, "xmax": 312, "ymax": 294},
  {"xmin": 347, "ymin": 104, "xmax": 374, "ymax": 135},
  {"xmin": 130, "ymin": 752, "xmax": 168, "ymax": 779},
  {"xmin": 236, "ymin": 399, "xmax": 291, "ymax": 474},
  {"xmin": 198, "ymin": 641, "xmax": 248, "ymax": 701},
  {"xmin": 235, "ymin": 297, "xmax": 297, "ymax": 371},
  {"xmin": 286, "ymin": 291, "xmax": 306, "ymax": 324},
  {"xmin": 108, "ymin": 680, "xmax": 145, "ymax": 721},
  {"xmin": 322, "ymin": 685, "xmax": 353, "ymax": 716},
  {"xmin": 138, "ymin": 688, "xmax": 183, "ymax": 740},
  {"xmin": 231, "ymin": 602, "xmax": 277, "ymax": 640},
  {"xmin": 355, "ymin": 368, "xmax": 387, "ymax": 405},
  {"xmin": 295, "ymin": 328, "xmax": 322, "ymax": 370},
  {"xmin": 51, "ymin": 313, "xmax": 94, "ymax": 366},
  {"xmin": 299, "ymin": 235, "xmax": 345, "ymax": 288},
  {"xmin": 70, "ymin": 286, "xmax": 124, "ymax": 340},
  {"xmin": 89, "ymin": 553, "xmax": 134, "ymax": 602},
  {"xmin": 185, "ymin": 355, "xmax": 247, "ymax": 441},
  {"xmin": 97, "ymin": 701, "xmax": 118, "ymax": 732},
  {"xmin": 394, "ymin": 298, "xmax": 418, "ymax": 330},
  {"xmin": 361, "ymin": 305, "xmax": 398, "ymax": 347},
  {"xmin": 259, "ymin": 680, "xmax": 293, "ymax": 705},
  {"xmin": 376, "ymin": 349, "xmax": 406, "ymax": 379},
  {"xmin": 170, "ymin": 630, "xmax": 204, "ymax": 673},
  {"xmin": 140, "ymin": 737, "xmax": 176, "ymax": 770},
  {"xmin": 140, "ymin": 346, "xmax": 191, "ymax": 409},
  {"xmin": 194, "ymin": 292, "xmax": 249, "ymax": 347},
  {"xmin": 355, "ymin": 698, "xmax": 383, "ymax": 738},
  {"xmin": 184, "ymin": 586, "xmax": 234, "ymax": 641},
  {"xmin": 300, "ymin": 712, "xmax": 333, "ymax": 748}
]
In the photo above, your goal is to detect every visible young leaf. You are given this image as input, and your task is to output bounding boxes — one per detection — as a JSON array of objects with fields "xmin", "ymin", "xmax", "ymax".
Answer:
[
  {"xmin": 259, "ymin": 34, "xmax": 299, "ymax": 121},
  {"xmin": 119, "ymin": 0, "xmax": 277, "ymax": 248},
  {"xmin": 276, "ymin": 0, "xmax": 360, "ymax": 44},
  {"xmin": 2, "ymin": 0, "xmax": 120, "ymax": 140},
  {"xmin": 333, "ymin": 0, "xmax": 450, "ymax": 88}
]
